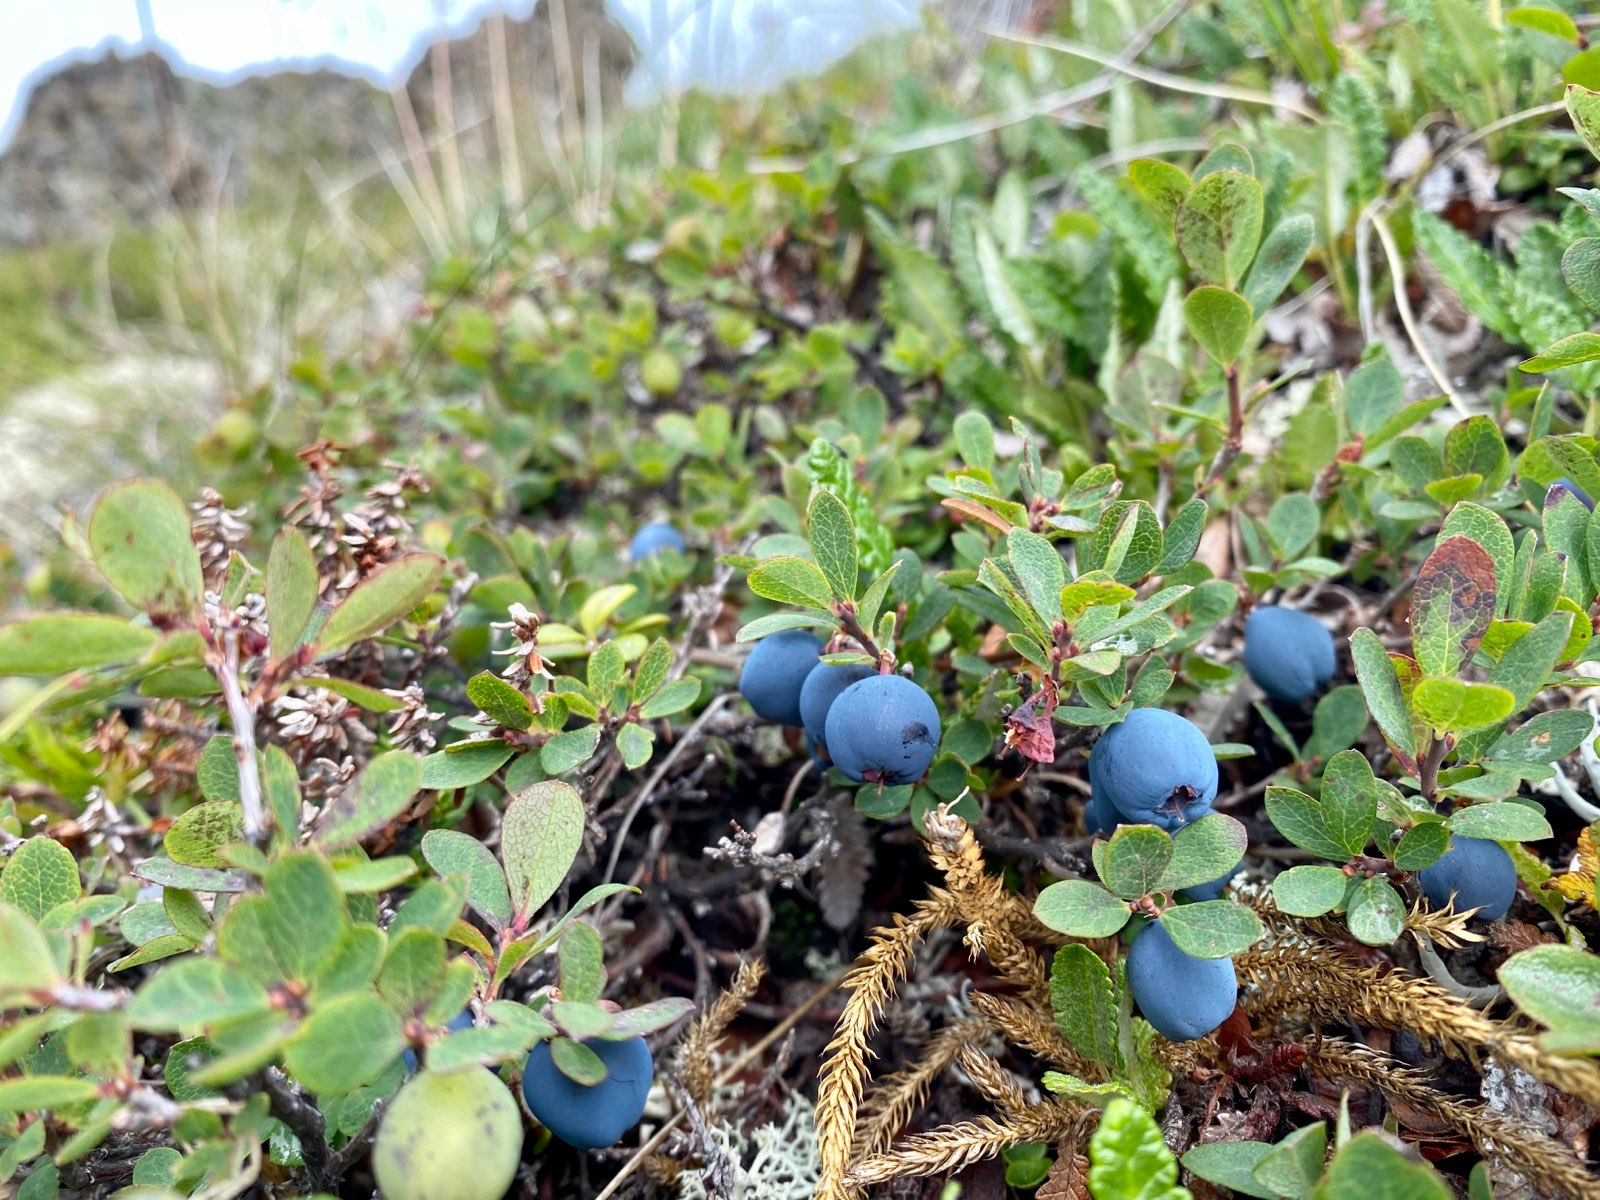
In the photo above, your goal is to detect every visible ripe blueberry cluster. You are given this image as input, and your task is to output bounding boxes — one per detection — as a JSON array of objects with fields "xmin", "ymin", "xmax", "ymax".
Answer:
[
  {"xmin": 1243, "ymin": 604, "xmax": 1336, "ymax": 704},
  {"xmin": 739, "ymin": 632, "xmax": 941, "ymax": 786},
  {"xmin": 521, "ymin": 1037, "xmax": 655, "ymax": 1149},
  {"xmin": 1084, "ymin": 708, "xmax": 1242, "ymax": 1038}
]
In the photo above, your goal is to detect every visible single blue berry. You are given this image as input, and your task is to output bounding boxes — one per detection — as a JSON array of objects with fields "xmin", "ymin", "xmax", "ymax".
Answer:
[
  {"xmin": 402, "ymin": 1008, "xmax": 473, "ymax": 1073},
  {"xmin": 1126, "ymin": 919, "xmax": 1238, "ymax": 1041},
  {"xmin": 1419, "ymin": 836, "xmax": 1517, "ymax": 921},
  {"xmin": 738, "ymin": 630, "xmax": 822, "ymax": 725},
  {"xmin": 823, "ymin": 673, "xmax": 941, "ymax": 786},
  {"xmin": 1549, "ymin": 478, "xmax": 1595, "ymax": 511},
  {"xmin": 799, "ymin": 661, "xmax": 875, "ymax": 755},
  {"xmin": 630, "ymin": 522, "xmax": 686, "ymax": 560},
  {"xmin": 1088, "ymin": 708, "xmax": 1217, "ymax": 832},
  {"xmin": 521, "ymin": 1037, "xmax": 654, "ymax": 1149},
  {"xmin": 1243, "ymin": 605, "xmax": 1336, "ymax": 704}
]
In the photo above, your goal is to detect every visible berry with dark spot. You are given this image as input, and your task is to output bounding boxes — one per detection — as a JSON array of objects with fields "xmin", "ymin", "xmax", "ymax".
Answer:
[
  {"xmin": 738, "ymin": 630, "xmax": 823, "ymax": 726},
  {"xmin": 823, "ymin": 673, "xmax": 941, "ymax": 786},
  {"xmin": 1126, "ymin": 919, "xmax": 1238, "ymax": 1041},
  {"xmin": 521, "ymin": 1037, "xmax": 654, "ymax": 1149},
  {"xmin": 629, "ymin": 521, "xmax": 686, "ymax": 560},
  {"xmin": 799, "ymin": 661, "xmax": 875, "ymax": 757},
  {"xmin": 1243, "ymin": 605, "xmax": 1336, "ymax": 703},
  {"xmin": 1419, "ymin": 835, "xmax": 1517, "ymax": 921},
  {"xmin": 1088, "ymin": 708, "xmax": 1217, "ymax": 832}
]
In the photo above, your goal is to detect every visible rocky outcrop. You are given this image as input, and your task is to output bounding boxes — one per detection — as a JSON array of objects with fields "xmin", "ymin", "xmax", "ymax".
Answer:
[{"xmin": 0, "ymin": 0, "xmax": 633, "ymax": 247}]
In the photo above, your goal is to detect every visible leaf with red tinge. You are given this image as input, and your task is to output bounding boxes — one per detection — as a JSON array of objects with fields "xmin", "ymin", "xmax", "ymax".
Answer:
[{"xmin": 1410, "ymin": 536, "xmax": 1496, "ymax": 677}]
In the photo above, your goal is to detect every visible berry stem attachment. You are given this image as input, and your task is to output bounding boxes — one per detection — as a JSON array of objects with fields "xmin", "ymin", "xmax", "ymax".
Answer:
[{"xmin": 835, "ymin": 602, "xmax": 893, "ymax": 672}]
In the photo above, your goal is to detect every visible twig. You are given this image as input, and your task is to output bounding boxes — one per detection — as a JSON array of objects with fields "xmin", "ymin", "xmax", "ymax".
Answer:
[
  {"xmin": 260, "ymin": 1068, "xmax": 337, "ymax": 1192},
  {"xmin": 1200, "ymin": 364, "xmax": 1245, "ymax": 492},
  {"xmin": 602, "ymin": 692, "xmax": 735, "ymax": 886},
  {"xmin": 215, "ymin": 630, "xmax": 266, "ymax": 842},
  {"xmin": 1417, "ymin": 735, "xmax": 1451, "ymax": 805},
  {"xmin": 591, "ymin": 972, "xmax": 844, "ymax": 1200}
]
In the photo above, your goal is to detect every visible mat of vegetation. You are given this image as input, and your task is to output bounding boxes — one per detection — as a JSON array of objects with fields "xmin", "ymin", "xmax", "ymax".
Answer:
[{"xmin": 9, "ymin": 4, "xmax": 1600, "ymax": 1198}]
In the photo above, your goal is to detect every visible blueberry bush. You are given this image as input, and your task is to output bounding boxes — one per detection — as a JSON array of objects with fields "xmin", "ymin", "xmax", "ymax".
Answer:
[{"xmin": 10, "ymin": 4, "xmax": 1600, "ymax": 1198}]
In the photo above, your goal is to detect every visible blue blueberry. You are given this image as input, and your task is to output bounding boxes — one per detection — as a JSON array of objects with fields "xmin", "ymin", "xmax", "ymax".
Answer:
[
  {"xmin": 823, "ymin": 673, "xmax": 941, "ymax": 786},
  {"xmin": 1177, "ymin": 861, "xmax": 1243, "ymax": 903},
  {"xmin": 521, "ymin": 1037, "xmax": 654, "ymax": 1149},
  {"xmin": 1088, "ymin": 708, "xmax": 1217, "ymax": 832},
  {"xmin": 1549, "ymin": 478, "xmax": 1595, "ymax": 511},
  {"xmin": 402, "ymin": 1008, "xmax": 473, "ymax": 1072},
  {"xmin": 630, "ymin": 522, "xmax": 686, "ymax": 560},
  {"xmin": 1243, "ymin": 606, "xmax": 1336, "ymax": 704},
  {"xmin": 799, "ymin": 662, "xmax": 875, "ymax": 755},
  {"xmin": 1126, "ymin": 919, "xmax": 1238, "ymax": 1041},
  {"xmin": 1084, "ymin": 789, "xmax": 1119, "ymax": 837},
  {"xmin": 738, "ymin": 630, "xmax": 823, "ymax": 725},
  {"xmin": 1419, "ymin": 836, "xmax": 1517, "ymax": 921}
]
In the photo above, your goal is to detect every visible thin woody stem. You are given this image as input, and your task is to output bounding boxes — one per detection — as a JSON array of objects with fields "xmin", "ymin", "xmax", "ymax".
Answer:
[
  {"xmin": 1201, "ymin": 363, "xmax": 1244, "ymax": 491},
  {"xmin": 836, "ymin": 603, "xmax": 890, "ymax": 670},
  {"xmin": 215, "ymin": 629, "xmax": 267, "ymax": 842}
]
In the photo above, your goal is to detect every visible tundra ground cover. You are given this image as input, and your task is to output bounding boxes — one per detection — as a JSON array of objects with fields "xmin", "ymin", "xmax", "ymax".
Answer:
[{"xmin": 10, "ymin": 4, "xmax": 1600, "ymax": 1198}]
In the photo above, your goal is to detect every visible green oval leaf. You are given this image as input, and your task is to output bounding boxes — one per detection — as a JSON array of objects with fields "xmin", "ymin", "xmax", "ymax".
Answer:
[
  {"xmin": 421, "ymin": 830, "xmax": 512, "ymax": 928},
  {"xmin": 0, "ymin": 614, "xmax": 157, "ymax": 676},
  {"xmin": 315, "ymin": 554, "xmax": 445, "ymax": 656},
  {"xmin": 87, "ymin": 478, "xmax": 204, "ymax": 618},
  {"xmin": 1160, "ymin": 813, "xmax": 1248, "ymax": 892},
  {"xmin": 1345, "ymin": 875, "xmax": 1405, "ymax": 946},
  {"xmin": 1271, "ymin": 865, "xmax": 1349, "ymax": 917},
  {"xmin": 1158, "ymin": 901, "xmax": 1262, "ymax": 959},
  {"xmin": 1176, "ymin": 169, "xmax": 1264, "ymax": 288},
  {"xmin": 1182, "ymin": 285, "xmax": 1252, "ymax": 367},
  {"xmin": 266, "ymin": 529, "xmax": 318, "ymax": 664},
  {"xmin": 1098, "ymin": 825, "xmax": 1176, "ymax": 900},
  {"xmin": 502, "ymin": 781, "xmax": 584, "ymax": 921},
  {"xmin": 1033, "ymin": 880, "xmax": 1130, "ymax": 939},
  {"xmin": 0, "ymin": 836, "xmax": 80, "ymax": 920},
  {"xmin": 747, "ymin": 556, "xmax": 834, "ymax": 610},
  {"xmin": 807, "ymin": 489, "xmax": 858, "ymax": 603}
]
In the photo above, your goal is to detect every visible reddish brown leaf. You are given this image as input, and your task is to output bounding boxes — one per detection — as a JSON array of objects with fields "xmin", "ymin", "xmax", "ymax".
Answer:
[
  {"xmin": 1038, "ymin": 1152, "xmax": 1091, "ymax": 1200},
  {"xmin": 1410, "ymin": 535, "xmax": 1496, "ymax": 676}
]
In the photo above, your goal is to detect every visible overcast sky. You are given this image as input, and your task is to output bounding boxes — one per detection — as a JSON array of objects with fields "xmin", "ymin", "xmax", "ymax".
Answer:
[{"xmin": 0, "ymin": 0, "xmax": 921, "ymax": 151}]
